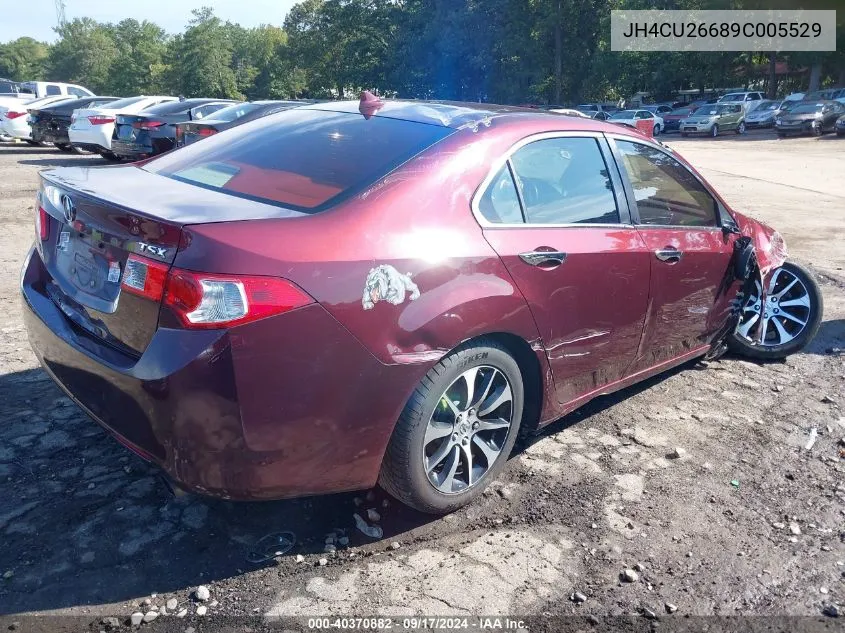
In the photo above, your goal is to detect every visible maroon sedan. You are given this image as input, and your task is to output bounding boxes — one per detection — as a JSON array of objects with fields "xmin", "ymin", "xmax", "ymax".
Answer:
[{"xmin": 22, "ymin": 96, "xmax": 822, "ymax": 514}]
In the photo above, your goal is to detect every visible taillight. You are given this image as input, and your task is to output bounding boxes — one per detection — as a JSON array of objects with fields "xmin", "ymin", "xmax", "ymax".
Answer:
[
  {"xmin": 163, "ymin": 270, "xmax": 313, "ymax": 329},
  {"xmin": 132, "ymin": 120, "xmax": 165, "ymax": 130},
  {"xmin": 6, "ymin": 111, "xmax": 27, "ymax": 119},
  {"xmin": 121, "ymin": 254, "xmax": 168, "ymax": 301},
  {"xmin": 36, "ymin": 206, "xmax": 49, "ymax": 241},
  {"xmin": 88, "ymin": 115, "xmax": 115, "ymax": 125},
  {"xmin": 197, "ymin": 127, "xmax": 218, "ymax": 137}
]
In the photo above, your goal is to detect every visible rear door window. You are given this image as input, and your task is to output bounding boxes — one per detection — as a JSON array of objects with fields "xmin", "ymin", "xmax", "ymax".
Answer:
[
  {"xmin": 45, "ymin": 84, "xmax": 61, "ymax": 95},
  {"xmin": 508, "ymin": 137, "xmax": 620, "ymax": 225},
  {"xmin": 145, "ymin": 109, "xmax": 453, "ymax": 212}
]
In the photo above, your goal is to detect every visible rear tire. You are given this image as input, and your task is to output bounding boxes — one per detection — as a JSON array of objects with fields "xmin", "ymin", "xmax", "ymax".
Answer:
[
  {"xmin": 728, "ymin": 261, "xmax": 823, "ymax": 360},
  {"xmin": 379, "ymin": 340, "xmax": 524, "ymax": 514}
]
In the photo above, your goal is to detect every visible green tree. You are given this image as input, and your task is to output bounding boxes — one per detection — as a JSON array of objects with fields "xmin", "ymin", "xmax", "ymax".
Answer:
[
  {"xmin": 171, "ymin": 7, "xmax": 241, "ymax": 99},
  {"xmin": 47, "ymin": 18, "xmax": 119, "ymax": 93},
  {"xmin": 106, "ymin": 19, "xmax": 169, "ymax": 95},
  {"xmin": 0, "ymin": 37, "xmax": 50, "ymax": 81}
]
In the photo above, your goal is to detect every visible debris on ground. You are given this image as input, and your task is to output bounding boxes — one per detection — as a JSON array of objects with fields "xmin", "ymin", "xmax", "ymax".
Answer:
[
  {"xmin": 194, "ymin": 585, "xmax": 210, "ymax": 602},
  {"xmin": 246, "ymin": 531, "xmax": 296, "ymax": 563},
  {"xmin": 196, "ymin": 605, "xmax": 207, "ymax": 616},
  {"xmin": 130, "ymin": 613, "xmax": 143, "ymax": 626},
  {"xmin": 665, "ymin": 602, "xmax": 678, "ymax": 613},
  {"xmin": 571, "ymin": 591, "xmax": 587, "ymax": 603},
  {"xmin": 789, "ymin": 523, "xmax": 802, "ymax": 535},
  {"xmin": 621, "ymin": 569, "xmax": 639, "ymax": 583},
  {"xmin": 142, "ymin": 611, "xmax": 158, "ymax": 623},
  {"xmin": 730, "ymin": 479, "xmax": 740, "ymax": 489},
  {"xmin": 166, "ymin": 598, "xmax": 177, "ymax": 611},
  {"xmin": 353, "ymin": 512, "xmax": 383, "ymax": 539},
  {"xmin": 367, "ymin": 508, "xmax": 381, "ymax": 522},
  {"xmin": 667, "ymin": 447, "xmax": 686, "ymax": 459},
  {"xmin": 805, "ymin": 427, "xmax": 818, "ymax": 451},
  {"xmin": 318, "ymin": 558, "xmax": 328, "ymax": 566}
]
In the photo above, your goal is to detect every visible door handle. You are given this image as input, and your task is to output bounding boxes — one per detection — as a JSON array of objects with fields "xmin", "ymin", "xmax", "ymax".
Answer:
[
  {"xmin": 519, "ymin": 250, "xmax": 567, "ymax": 267},
  {"xmin": 654, "ymin": 248, "xmax": 683, "ymax": 263}
]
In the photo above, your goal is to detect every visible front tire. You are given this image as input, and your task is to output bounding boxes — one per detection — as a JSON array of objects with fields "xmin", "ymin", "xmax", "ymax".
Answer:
[
  {"xmin": 379, "ymin": 340, "xmax": 524, "ymax": 514},
  {"xmin": 653, "ymin": 124, "xmax": 661, "ymax": 136},
  {"xmin": 728, "ymin": 261, "xmax": 823, "ymax": 360},
  {"xmin": 736, "ymin": 122, "xmax": 746, "ymax": 135},
  {"xmin": 711, "ymin": 124, "xmax": 719, "ymax": 138}
]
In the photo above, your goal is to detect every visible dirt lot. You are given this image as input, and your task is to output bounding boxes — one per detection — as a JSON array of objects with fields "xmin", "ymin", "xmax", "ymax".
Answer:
[{"xmin": 0, "ymin": 131, "xmax": 843, "ymax": 630}]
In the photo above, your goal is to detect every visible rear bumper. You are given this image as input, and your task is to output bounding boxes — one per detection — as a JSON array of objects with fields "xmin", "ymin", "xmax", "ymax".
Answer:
[
  {"xmin": 21, "ymin": 247, "xmax": 423, "ymax": 500},
  {"xmin": 111, "ymin": 139, "xmax": 151, "ymax": 159}
]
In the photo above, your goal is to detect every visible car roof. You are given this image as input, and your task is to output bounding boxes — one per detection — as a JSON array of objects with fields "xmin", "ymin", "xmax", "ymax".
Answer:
[{"xmin": 300, "ymin": 99, "xmax": 613, "ymax": 130}]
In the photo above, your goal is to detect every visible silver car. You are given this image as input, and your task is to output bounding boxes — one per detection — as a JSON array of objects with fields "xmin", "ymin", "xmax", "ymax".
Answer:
[{"xmin": 744, "ymin": 100, "xmax": 781, "ymax": 129}]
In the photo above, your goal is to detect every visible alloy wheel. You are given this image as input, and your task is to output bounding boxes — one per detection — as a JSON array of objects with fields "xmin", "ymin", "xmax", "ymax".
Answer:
[
  {"xmin": 711, "ymin": 124, "xmax": 719, "ymax": 137},
  {"xmin": 738, "ymin": 122, "xmax": 746, "ymax": 134},
  {"xmin": 423, "ymin": 366, "xmax": 513, "ymax": 494},
  {"xmin": 736, "ymin": 267, "xmax": 812, "ymax": 347}
]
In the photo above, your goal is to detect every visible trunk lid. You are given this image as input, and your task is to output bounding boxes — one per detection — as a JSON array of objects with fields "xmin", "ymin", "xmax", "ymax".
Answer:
[{"xmin": 38, "ymin": 165, "xmax": 304, "ymax": 356}]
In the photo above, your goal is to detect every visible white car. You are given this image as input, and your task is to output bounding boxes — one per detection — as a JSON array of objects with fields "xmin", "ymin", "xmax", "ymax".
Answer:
[
  {"xmin": 608, "ymin": 109, "xmax": 665, "ymax": 135},
  {"xmin": 717, "ymin": 91, "xmax": 765, "ymax": 113},
  {"xmin": 69, "ymin": 95, "xmax": 177, "ymax": 157},
  {"xmin": 0, "ymin": 95, "xmax": 79, "ymax": 142}
]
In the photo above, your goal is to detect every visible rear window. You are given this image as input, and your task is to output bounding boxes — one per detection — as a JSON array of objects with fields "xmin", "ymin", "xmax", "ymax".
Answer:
[
  {"xmin": 143, "ymin": 100, "xmax": 214, "ymax": 116},
  {"xmin": 204, "ymin": 102, "xmax": 263, "ymax": 122},
  {"xmin": 100, "ymin": 96, "xmax": 147, "ymax": 110},
  {"xmin": 145, "ymin": 109, "xmax": 453, "ymax": 212}
]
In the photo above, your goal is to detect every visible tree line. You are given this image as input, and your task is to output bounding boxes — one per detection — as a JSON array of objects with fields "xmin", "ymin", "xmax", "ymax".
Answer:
[{"xmin": 1, "ymin": 0, "xmax": 843, "ymax": 105}]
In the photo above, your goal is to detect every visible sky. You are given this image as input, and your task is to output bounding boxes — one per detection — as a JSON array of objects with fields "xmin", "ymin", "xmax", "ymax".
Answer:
[{"xmin": 1, "ymin": 0, "xmax": 300, "ymax": 42}]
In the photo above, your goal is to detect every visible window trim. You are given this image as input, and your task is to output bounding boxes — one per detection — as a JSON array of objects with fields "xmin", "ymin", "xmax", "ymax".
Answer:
[
  {"xmin": 470, "ymin": 131, "xmax": 633, "ymax": 229},
  {"xmin": 605, "ymin": 133, "xmax": 728, "ymax": 231}
]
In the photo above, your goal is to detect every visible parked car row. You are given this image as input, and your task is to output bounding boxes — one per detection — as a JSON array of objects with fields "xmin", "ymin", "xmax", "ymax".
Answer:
[{"xmin": 0, "ymin": 86, "xmax": 318, "ymax": 159}]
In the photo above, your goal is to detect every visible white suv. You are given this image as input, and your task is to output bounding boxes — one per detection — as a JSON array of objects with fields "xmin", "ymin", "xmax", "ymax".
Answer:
[{"xmin": 718, "ymin": 91, "xmax": 765, "ymax": 113}]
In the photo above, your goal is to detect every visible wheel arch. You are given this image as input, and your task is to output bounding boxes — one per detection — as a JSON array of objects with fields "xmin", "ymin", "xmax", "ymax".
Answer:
[{"xmin": 430, "ymin": 330, "xmax": 549, "ymax": 437}]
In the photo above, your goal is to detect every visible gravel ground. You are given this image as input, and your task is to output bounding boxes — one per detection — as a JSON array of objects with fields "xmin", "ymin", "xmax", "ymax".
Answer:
[{"xmin": 0, "ymin": 132, "xmax": 843, "ymax": 630}]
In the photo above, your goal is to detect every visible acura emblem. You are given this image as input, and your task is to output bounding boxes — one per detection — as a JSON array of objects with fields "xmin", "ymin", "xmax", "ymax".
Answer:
[{"xmin": 60, "ymin": 194, "xmax": 76, "ymax": 223}]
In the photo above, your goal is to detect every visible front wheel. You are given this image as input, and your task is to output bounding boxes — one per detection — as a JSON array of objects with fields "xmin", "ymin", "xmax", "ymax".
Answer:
[
  {"xmin": 736, "ymin": 122, "xmax": 746, "ymax": 135},
  {"xmin": 711, "ymin": 124, "xmax": 719, "ymax": 138},
  {"xmin": 728, "ymin": 262, "xmax": 823, "ymax": 360},
  {"xmin": 379, "ymin": 340, "xmax": 524, "ymax": 514},
  {"xmin": 653, "ymin": 124, "xmax": 661, "ymax": 136}
]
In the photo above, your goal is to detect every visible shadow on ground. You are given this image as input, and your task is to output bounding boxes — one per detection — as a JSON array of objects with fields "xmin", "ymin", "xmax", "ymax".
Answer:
[{"xmin": 2, "ymin": 317, "xmax": 842, "ymax": 614}]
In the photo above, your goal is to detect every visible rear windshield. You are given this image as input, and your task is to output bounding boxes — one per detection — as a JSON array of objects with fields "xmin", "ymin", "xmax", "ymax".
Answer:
[
  {"xmin": 144, "ymin": 100, "xmax": 222, "ymax": 116},
  {"xmin": 204, "ymin": 102, "xmax": 263, "ymax": 122},
  {"xmin": 144, "ymin": 109, "xmax": 453, "ymax": 212},
  {"xmin": 99, "ymin": 96, "xmax": 148, "ymax": 110}
]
